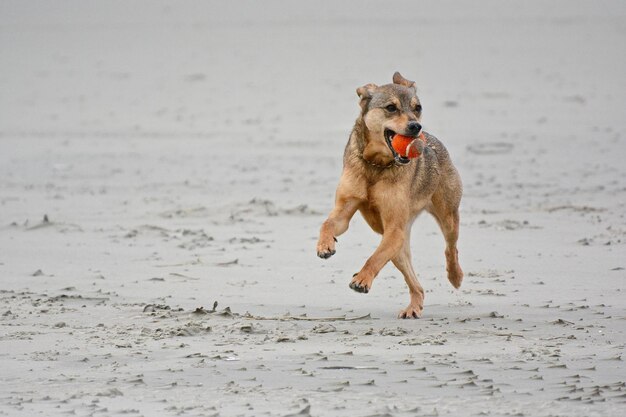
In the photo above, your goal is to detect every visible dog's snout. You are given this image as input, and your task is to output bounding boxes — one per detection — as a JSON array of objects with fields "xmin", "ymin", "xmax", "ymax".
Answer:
[{"xmin": 407, "ymin": 122, "xmax": 422, "ymax": 136}]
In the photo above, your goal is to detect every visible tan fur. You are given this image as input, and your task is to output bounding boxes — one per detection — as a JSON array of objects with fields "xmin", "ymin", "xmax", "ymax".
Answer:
[{"xmin": 316, "ymin": 72, "xmax": 463, "ymax": 318}]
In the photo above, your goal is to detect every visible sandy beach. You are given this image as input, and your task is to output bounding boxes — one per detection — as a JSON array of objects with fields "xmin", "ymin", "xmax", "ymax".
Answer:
[{"xmin": 1, "ymin": 1, "xmax": 625, "ymax": 416}]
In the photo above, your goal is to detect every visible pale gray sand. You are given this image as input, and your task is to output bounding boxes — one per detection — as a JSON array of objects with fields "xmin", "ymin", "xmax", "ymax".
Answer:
[{"xmin": 1, "ymin": 1, "xmax": 625, "ymax": 416}]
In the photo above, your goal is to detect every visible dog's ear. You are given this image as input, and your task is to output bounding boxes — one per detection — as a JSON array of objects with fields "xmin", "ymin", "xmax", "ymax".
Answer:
[
  {"xmin": 392, "ymin": 72, "xmax": 415, "ymax": 89},
  {"xmin": 356, "ymin": 83, "xmax": 377, "ymax": 111}
]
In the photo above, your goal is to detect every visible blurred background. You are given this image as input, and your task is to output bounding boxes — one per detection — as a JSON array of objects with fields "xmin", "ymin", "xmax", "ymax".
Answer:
[
  {"xmin": 1, "ymin": 0, "xmax": 625, "ymax": 319},
  {"xmin": 1, "ymin": 1, "xmax": 626, "ymax": 416},
  {"xmin": 2, "ymin": 0, "xmax": 625, "ymax": 140}
]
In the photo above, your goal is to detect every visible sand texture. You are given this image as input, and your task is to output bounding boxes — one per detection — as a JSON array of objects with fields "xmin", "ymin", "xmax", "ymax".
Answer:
[{"xmin": 1, "ymin": 1, "xmax": 625, "ymax": 416}]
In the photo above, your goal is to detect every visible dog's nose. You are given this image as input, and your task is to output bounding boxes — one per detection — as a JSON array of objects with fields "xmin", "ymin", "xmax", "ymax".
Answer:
[{"xmin": 406, "ymin": 121, "xmax": 422, "ymax": 136}]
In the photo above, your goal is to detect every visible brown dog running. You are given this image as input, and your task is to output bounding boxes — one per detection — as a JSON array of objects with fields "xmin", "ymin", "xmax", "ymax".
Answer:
[{"xmin": 316, "ymin": 72, "xmax": 463, "ymax": 318}]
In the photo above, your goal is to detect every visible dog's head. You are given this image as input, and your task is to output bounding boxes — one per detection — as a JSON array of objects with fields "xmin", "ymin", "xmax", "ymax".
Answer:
[{"xmin": 357, "ymin": 72, "xmax": 422, "ymax": 166}]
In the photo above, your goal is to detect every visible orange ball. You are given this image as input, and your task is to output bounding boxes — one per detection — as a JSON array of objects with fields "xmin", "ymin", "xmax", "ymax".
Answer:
[{"xmin": 391, "ymin": 133, "xmax": 424, "ymax": 158}]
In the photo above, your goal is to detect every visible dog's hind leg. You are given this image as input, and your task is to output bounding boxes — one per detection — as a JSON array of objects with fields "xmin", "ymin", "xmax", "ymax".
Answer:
[
  {"xmin": 429, "ymin": 194, "xmax": 463, "ymax": 289},
  {"xmin": 392, "ymin": 233, "xmax": 425, "ymax": 318}
]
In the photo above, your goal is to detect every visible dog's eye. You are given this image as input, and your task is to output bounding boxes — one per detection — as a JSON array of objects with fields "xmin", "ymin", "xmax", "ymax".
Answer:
[
  {"xmin": 385, "ymin": 104, "xmax": 397, "ymax": 112},
  {"xmin": 414, "ymin": 105, "xmax": 422, "ymax": 113}
]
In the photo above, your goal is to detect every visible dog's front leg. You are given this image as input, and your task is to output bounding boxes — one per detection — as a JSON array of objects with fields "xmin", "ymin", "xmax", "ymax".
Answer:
[
  {"xmin": 316, "ymin": 197, "xmax": 359, "ymax": 259},
  {"xmin": 349, "ymin": 226, "xmax": 405, "ymax": 293}
]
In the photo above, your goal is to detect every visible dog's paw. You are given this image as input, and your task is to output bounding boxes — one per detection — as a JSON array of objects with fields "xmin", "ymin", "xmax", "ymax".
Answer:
[
  {"xmin": 445, "ymin": 248, "xmax": 464, "ymax": 289},
  {"xmin": 316, "ymin": 244, "xmax": 336, "ymax": 259},
  {"xmin": 316, "ymin": 236, "xmax": 337, "ymax": 259},
  {"xmin": 398, "ymin": 304, "xmax": 423, "ymax": 319},
  {"xmin": 317, "ymin": 249, "xmax": 335, "ymax": 259},
  {"xmin": 349, "ymin": 272, "xmax": 373, "ymax": 294}
]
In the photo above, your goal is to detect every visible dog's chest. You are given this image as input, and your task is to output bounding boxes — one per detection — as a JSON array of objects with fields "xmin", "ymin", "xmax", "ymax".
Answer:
[{"xmin": 362, "ymin": 179, "xmax": 406, "ymax": 212}]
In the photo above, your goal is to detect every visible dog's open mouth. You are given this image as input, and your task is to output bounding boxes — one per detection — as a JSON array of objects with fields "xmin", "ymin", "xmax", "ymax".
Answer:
[{"xmin": 384, "ymin": 129, "xmax": 411, "ymax": 165}]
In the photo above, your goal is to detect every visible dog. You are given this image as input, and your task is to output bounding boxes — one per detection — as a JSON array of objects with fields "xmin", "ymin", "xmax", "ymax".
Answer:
[{"xmin": 316, "ymin": 72, "xmax": 463, "ymax": 318}]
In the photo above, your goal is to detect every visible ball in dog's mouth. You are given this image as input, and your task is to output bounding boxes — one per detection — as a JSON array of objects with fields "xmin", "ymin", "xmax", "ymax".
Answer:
[
  {"xmin": 384, "ymin": 129, "xmax": 422, "ymax": 164},
  {"xmin": 384, "ymin": 129, "xmax": 410, "ymax": 165}
]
